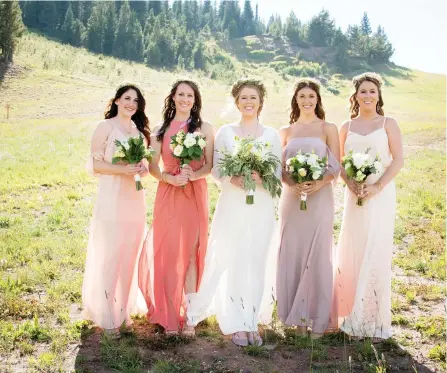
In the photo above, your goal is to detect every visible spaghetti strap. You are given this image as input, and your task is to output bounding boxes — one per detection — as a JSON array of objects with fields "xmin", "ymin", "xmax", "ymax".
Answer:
[
  {"xmin": 348, "ymin": 120, "xmax": 352, "ymax": 131},
  {"xmin": 382, "ymin": 117, "xmax": 387, "ymax": 128}
]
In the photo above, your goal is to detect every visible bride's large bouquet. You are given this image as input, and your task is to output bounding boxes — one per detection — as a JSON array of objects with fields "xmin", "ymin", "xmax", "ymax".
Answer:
[
  {"xmin": 286, "ymin": 150, "xmax": 327, "ymax": 210},
  {"xmin": 342, "ymin": 148, "xmax": 383, "ymax": 206},
  {"xmin": 112, "ymin": 135, "xmax": 155, "ymax": 190},
  {"xmin": 217, "ymin": 136, "xmax": 282, "ymax": 205}
]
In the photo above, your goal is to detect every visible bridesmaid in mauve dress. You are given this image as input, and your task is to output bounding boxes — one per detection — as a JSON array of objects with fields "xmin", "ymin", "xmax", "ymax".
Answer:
[
  {"xmin": 138, "ymin": 79, "xmax": 214, "ymax": 336},
  {"xmin": 82, "ymin": 84, "xmax": 151, "ymax": 335},
  {"xmin": 335, "ymin": 72, "xmax": 403, "ymax": 341},
  {"xmin": 277, "ymin": 78, "xmax": 340, "ymax": 337}
]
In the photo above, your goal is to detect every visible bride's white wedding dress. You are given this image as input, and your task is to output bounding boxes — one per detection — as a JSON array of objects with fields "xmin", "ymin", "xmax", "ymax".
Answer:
[{"xmin": 186, "ymin": 124, "xmax": 281, "ymax": 334}]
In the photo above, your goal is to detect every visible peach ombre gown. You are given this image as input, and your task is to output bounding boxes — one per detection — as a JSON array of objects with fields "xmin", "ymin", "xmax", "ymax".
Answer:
[
  {"xmin": 82, "ymin": 121, "xmax": 147, "ymax": 329},
  {"xmin": 139, "ymin": 120, "xmax": 209, "ymax": 331}
]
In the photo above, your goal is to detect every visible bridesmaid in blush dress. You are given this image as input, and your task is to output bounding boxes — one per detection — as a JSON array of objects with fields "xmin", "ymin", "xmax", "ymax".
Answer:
[
  {"xmin": 82, "ymin": 84, "xmax": 151, "ymax": 336},
  {"xmin": 277, "ymin": 78, "xmax": 340, "ymax": 338},
  {"xmin": 138, "ymin": 79, "xmax": 214, "ymax": 336},
  {"xmin": 335, "ymin": 72, "xmax": 404, "ymax": 341}
]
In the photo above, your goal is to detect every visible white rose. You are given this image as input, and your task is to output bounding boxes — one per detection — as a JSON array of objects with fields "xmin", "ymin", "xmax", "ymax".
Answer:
[
  {"xmin": 173, "ymin": 145, "xmax": 184, "ymax": 157},
  {"xmin": 288, "ymin": 165, "xmax": 295, "ymax": 173},
  {"xmin": 170, "ymin": 142, "xmax": 176, "ymax": 151},
  {"xmin": 312, "ymin": 171, "xmax": 321, "ymax": 180},
  {"xmin": 352, "ymin": 153, "xmax": 365, "ymax": 169},
  {"xmin": 299, "ymin": 168, "xmax": 307, "ymax": 177},
  {"xmin": 193, "ymin": 131, "xmax": 201, "ymax": 137},
  {"xmin": 374, "ymin": 161, "xmax": 383, "ymax": 173},
  {"xmin": 286, "ymin": 158, "xmax": 292, "ymax": 166},
  {"xmin": 198, "ymin": 138, "xmax": 206, "ymax": 149},
  {"xmin": 183, "ymin": 136, "xmax": 196, "ymax": 148},
  {"xmin": 296, "ymin": 154, "xmax": 306, "ymax": 163}
]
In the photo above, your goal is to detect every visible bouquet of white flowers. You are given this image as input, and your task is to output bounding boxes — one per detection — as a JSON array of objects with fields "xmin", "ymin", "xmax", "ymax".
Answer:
[
  {"xmin": 112, "ymin": 135, "xmax": 154, "ymax": 191},
  {"xmin": 286, "ymin": 150, "xmax": 327, "ymax": 210},
  {"xmin": 170, "ymin": 130, "xmax": 207, "ymax": 166},
  {"xmin": 342, "ymin": 148, "xmax": 383, "ymax": 206},
  {"xmin": 218, "ymin": 136, "xmax": 282, "ymax": 205}
]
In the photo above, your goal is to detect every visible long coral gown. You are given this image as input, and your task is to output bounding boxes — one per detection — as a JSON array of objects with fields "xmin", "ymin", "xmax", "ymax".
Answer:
[
  {"xmin": 139, "ymin": 120, "xmax": 209, "ymax": 331},
  {"xmin": 82, "ymin": 121, "xmax": 147, "ymax": 329}
]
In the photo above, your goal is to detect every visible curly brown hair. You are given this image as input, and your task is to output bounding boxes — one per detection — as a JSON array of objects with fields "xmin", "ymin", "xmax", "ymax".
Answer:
[
  {"xmin": 156, "ymin": 79, "xmax": 203, "ymax": 142},
  {"xmin": 104, "ymin": 83, "xmax": 150, "ymax": 146},
  {"xmin": 231, "ymin": 78, "xmax": 267, "ymax": 116},
  {"xmin": 289, "ymin": 78, "xmax": 325, "ymax": 124},
  {"xmin": 349, "ymin": 72, "xmax": 384, "ymax": 119}
]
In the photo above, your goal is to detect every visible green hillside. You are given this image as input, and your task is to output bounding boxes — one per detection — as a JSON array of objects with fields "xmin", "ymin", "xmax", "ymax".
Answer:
[{"xmin": 0, "ymin": 32, "xmax": 445, "ymax": 373}]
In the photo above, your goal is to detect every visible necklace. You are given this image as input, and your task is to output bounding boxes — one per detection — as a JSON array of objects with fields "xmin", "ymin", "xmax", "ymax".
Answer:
[
  {"xmin": 240, "ymin": 121, "xmax": 260, "ymax": 138},
  {"xmin": 125, "ymin": 123, "xmax": 137, "ymax": 135}
]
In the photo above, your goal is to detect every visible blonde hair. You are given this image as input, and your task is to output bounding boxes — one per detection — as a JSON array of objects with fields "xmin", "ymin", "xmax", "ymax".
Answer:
[{"xmin": 231, "ymin": 78, "xmax": 267, "ymax": 116}]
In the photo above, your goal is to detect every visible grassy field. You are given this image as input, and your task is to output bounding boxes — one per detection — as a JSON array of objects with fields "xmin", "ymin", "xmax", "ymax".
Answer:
[{"xmin": 0, "ymin": 33, "xmax": 445, "ymax": 373}]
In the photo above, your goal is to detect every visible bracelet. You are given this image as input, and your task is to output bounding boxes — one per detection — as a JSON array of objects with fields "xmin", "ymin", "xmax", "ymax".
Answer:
[{"xmin": 161, "ymin": 172, "xmax": 168, "ymax": 184}]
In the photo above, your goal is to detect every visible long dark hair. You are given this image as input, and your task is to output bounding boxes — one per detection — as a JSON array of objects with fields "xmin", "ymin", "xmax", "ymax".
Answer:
[
  {"xmin": 289, "ymin": 78, "xmax": 325, "ymax": 124},
  {"xmin": 349, "ymin": 72, "xmax": 384, "ymax": 119},
  {"xmin": 104, "ymin": 84, "xmax": 150, "ymax": 146},
  {"xmin": 156, "ymin": 79, "xmax": 203, "ymax": 142}
]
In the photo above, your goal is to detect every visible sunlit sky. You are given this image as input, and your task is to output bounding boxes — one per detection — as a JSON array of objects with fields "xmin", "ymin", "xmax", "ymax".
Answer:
[{"xmin": 249, "ymin": 0, "xmax": 447, "ymax": 75}]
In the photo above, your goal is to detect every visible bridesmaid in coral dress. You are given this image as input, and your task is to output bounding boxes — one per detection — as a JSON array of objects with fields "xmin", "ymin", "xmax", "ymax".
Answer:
[
  {"xmin": 82, "ymin": 84, "xmax": 151, "ymax": 336},
  {"xmin": 277, "ymin": 78, "xmax": 340, "ymax": 338},
  {"xmin": 139, "ymin": 79, "xmax": 214, "ymax": 336},
  {"xmin": 335, "ymin": 72, "xmax": 404, "ymax": 341}
]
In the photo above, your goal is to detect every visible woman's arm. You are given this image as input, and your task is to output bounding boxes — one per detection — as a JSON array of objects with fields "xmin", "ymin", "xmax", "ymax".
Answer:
[
  {"xmin": 188, "ymin": 121, "xmax": 215, "ymax": 181},
  {"xmin": 361, "ymin": 118, "xmax": 404, "ymax": 199},
  {"xmin": 89, "ymin": 121, "xmax": 142, "ymax": 176},
  {"xmin": 149, "ymin": 125, "xmax": 189, "ymax": 187}
]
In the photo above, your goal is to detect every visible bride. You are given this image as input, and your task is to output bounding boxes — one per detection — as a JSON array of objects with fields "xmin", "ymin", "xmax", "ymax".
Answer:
[{"xmin": 186, "ymin": 78, "xmax": 281, "ymax": 346}]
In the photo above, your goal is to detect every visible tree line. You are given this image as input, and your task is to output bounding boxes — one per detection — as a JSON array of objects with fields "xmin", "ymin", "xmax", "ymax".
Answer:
[{"xmin": 1, "ymin": 1, "xmax": 394, "ymax": 74}]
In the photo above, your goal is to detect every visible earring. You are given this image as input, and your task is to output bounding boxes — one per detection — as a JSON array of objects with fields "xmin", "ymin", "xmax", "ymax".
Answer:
[
  {"xmin": 192, "ymin": 105, "xmax": 197, "ymax": 112},
  {"xmin": 170, "ymin": 102, "xmax": 176, "ymax": 110}
]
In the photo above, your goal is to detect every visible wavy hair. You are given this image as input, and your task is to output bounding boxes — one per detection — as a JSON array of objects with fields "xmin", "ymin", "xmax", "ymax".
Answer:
[
  {"xmin": 289, "ymin": 78, "xmax": 325, "ymax": 124},
  {"xmin": 349, "ymin": 72, "xmax": 384, "ymax": 119},
  {"xmin": 104, "ymin": 83, "xmax": 150, "ymax": 146},
  {"xmin": 156, "ymin": 79, "xmax": 203, "ymax": 142}
]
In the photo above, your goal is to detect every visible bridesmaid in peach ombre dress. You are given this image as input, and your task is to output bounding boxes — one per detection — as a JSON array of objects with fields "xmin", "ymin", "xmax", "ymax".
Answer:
[
  {"xmin": 139, "ymin": 80, "xmax": 214, "ymax": 336},
  {"xmin": 82, "ymin": 84, "xmax": 151, "ymax": 335},
  {"xmin": 335, "ymin": 73, "xmax": 403, "ymax": 341}
]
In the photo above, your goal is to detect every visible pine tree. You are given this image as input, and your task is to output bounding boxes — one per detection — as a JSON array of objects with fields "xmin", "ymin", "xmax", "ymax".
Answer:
[
  {"xmin": 332, "ymin": 27, "xmax": 349, "ymax": 69},
  {"xmin": 0, "ymin": 0, "xmax": 25, "ymax": 62},
  {"xmin": 368, "ymin": 25, "xmax": 394, "ymax": 63},
  {"xmin": 38, "ymin": 1, "xmax": 58, "ymax": 34},
  {"xmin": 241, "ymin": 0, "xmax": 255, "ymax": 36},
  {"xmin": 61, "ymin": 4, "xmax": 76, "ymax": 44},
  {"xmin": 86, "ymin": 2, "xmax": 107, "ymax": 53},
  {"xmin": 103, "ymin": 2, "xmax": 117, "ymax": 55},
  {"xmin": 360, "ymin": 12, "xmax": 372, "ymax": 36},
  {"xmin": 306, "ymin": 9, "xmax": 335, "ymax": 46},
  {"xmin": 113, "ymin": 1, "xmax": 132, "ymax": 58},
  {"xmin": 285, "ymin": 11, "xmax": 303, "ymax": 45},
  {"xmin": 129, "ymin": 0, "xmax": 148, "ymax": 26}
]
